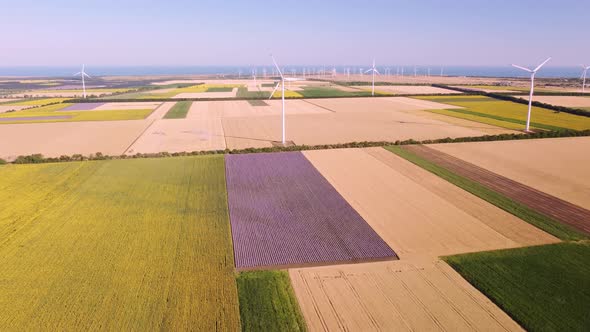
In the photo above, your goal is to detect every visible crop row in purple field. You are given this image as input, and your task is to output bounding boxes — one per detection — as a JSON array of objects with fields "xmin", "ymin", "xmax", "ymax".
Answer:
[{"xmin": 225, "ymin": 152, "xmax": 398, "ymax": 270}]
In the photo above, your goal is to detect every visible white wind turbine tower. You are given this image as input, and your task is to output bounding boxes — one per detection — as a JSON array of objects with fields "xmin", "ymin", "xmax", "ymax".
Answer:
[
  {"xmin": 269, "ymin": 55, "xmax": 301, "ymax": 146},
  {"xmin": 581, "ymin": 65, "xmax": 590, "ymax": 93},
  {"xmin": 365, "ymin": 59, "xmax": 380, "ymax": 96},
  {"xmin": 512, "ymin": 57, "xmax": 551, "ymax": 132},
  {"xmin": 73, "ymin": 64, "xmax": 91, "ymax": 98}
]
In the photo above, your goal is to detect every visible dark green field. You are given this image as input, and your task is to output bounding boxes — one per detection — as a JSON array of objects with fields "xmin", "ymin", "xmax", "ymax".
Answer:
[
  {"xmin": 298, "ymin": 86, "xmax": 373, "ymax": 98},
  {"xmin": 236, "ymin": 87, "xmax": 270, "ymax": 98},
  {"xmin": 236, "ymin": 271, "xmax": 306, "ymax": 332},
  {"xmin": 444, "ymin": 242, "xmax": 590, "ymax": 332},
  {"xmin": 206, "ymin": 87, "xmax": 234, "ymax": 92},
  {"xmin": 164, "ymin": 101, "xmax": 192, "ymax": 119},
  {"xmin": 247, "ymin": 100, "xmax": 268, "ymax": 106}
]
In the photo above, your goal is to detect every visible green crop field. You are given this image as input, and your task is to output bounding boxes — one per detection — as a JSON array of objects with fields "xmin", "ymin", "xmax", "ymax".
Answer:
[
  {"xmin": 297, "ymin": 86, "xmax": 375, "ymax": 98},
  {"xmin": 237, "ymin": 270, "xmax": 306, "ymax": 332},
  {"xmin": 2, "ymin": 97, "xmax": 68, "ymax": 106},
  {"xmin": 164, "ymin": 101, "xmax": 192, "ymax": 119},
  {"xmin": 0, "ymin": 156, "xmax": 240, "ymax": 330},
  {"xmin": 237, "ymin": 87, "xmax": 270, "ymax": 98},
  {"xmin": 247, "ymin": 100, "xmax": 269, "ymax": 106},
  {"xmin": 415, "ymin": 95, "xmax": 590, "ymax": 131},
  {"xmin": 0, "ymin": 103, "xmax": 153, "ymax": 124},
  {"xmin": 458, "ymin": 85, "xmax": 566, "ymax": 93},
  {"xmin": 206, "ymin": 87, "xmax": 234, "ymax": 92},
  {"xmin": 444, "ymin": 242, "xmax": 590, "ymax": 332}
]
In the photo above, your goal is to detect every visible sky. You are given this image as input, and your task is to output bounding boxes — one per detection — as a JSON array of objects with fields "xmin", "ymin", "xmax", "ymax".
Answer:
[{"xmin": 0, "ymin": 0, "xmax": 588, "ymax": 67}]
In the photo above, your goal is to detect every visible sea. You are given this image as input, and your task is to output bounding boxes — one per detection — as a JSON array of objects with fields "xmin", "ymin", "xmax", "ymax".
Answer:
[{"xmin": 0, "ymin": 66, "xmax": 584, "ymax": 79}]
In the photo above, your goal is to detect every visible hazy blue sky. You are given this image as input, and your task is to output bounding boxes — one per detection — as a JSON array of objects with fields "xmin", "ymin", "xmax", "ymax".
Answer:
[{"xmin": 1, "ymin": 0, "xmax": 588, "ymax": 66}]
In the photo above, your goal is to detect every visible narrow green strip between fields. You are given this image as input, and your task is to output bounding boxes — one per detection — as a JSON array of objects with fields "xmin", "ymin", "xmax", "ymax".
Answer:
[
  {"xmin": 433, "ymin": 108, "xmax": 567, "ymax": 131},
  {"xmin": 443, "ymin": 242, "xmax": 590, "ymax": 332},
  {"xmin": 385, "ymin": 146, "xmax": 587, "ymax": 241},
  {"xmin": 236, "ymin": 270, "xmax": 307, "ymax": 332},
  {"xmin": 164, "ymin": 101, "xmax": 192, "ymax": 119}
]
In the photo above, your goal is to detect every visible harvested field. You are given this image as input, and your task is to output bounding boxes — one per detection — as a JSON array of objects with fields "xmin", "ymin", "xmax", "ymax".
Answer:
[
  {"xmin": 0, "ymin": 156, "xmax": 240, "ymax": 330},
  {"xmin": 289, "ymin": 259, "xmax": 523, "ymax": 332},
  {"xmin": 429, "ymin": 137, "xmax": 590, "ymax": 211},
  {"xmin": 512, "ymin": 95, "xmax": 590, "ymax": 108},
  {"xmin": 225, "ymin": 152, "xmax": 397, "ymax": 270},
  {"xmin": 189, "ymin": 99, "xmax": 329, "ymax": 118},
  {"xmin": 304, "ymin": 148, "xmax": 557, "ymax": 259},
  {"xmin": 0, "ymin": 105, "xmax": 30, "ymax": 113},
  {"xmin": 174, "ymin": 88, "xmax": 237, "ymax": 99},
  {"xmin": 354, "ymin": 85, "xmax": 462, "ymax": 95},
  {"xmin": 0, "ymin": 120, "xmax": 150, "ymax": 161},
  {"xmin": 445, "ymin": 242, "xmax": 590, "ymax": 332},
  {"xmin": 405, "ymin": 144, "xmax": 590, "ymax": 235}
]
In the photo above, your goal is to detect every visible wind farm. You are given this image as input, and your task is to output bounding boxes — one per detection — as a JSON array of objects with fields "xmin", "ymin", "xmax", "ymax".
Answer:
[{"xmin": 1, "ymin": 1, "xmax": 589, "ymax": 331}]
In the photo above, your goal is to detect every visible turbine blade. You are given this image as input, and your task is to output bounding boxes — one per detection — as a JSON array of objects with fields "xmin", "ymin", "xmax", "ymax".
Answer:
[
  {"xmin": 83, "ymin": 73, "xmax": 91, "ymax": 78},
  {"xmin": 375, "ymin": 69, "xmax": 381, "ymax": 75},
  {"xmin": 73, "ymin": 72, "xmax": 81, "ymax": 76},
  {"xmin": 269, "ymin": 82, "xmax": 281, "ymax": 99},
  {"xmin": 511, "ymin": 64, "xmax": 533, "ymax": 73},
  {"xmin": 364, "ymin": 69, "xmax": 372, "ymax": 74},
  {"xmin": 270, "ymin": 55, "xmax": 284, "ymax": 78},
  {"xmin": 533, "ymin": 57, "xmax": 551, "ymax": 72}
]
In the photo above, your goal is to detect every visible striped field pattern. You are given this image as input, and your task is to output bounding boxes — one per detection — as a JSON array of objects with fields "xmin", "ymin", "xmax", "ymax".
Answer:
[{"xmin": 225, "ymin": 152, "xmax": 397, "ymax": 269}]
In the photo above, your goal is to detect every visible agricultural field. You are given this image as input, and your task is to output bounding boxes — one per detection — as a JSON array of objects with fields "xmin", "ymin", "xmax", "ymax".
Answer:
[
  {"xmin": 0, "ymin": 156, "xmax": 240, "ymax": 330},
  {"xmin": 225, "ymin": 152, "xmax": 397, "ymax": 269},
  {"xmin": 0, "ymin": 101, "xmax": 158, "ymax": 124},
  {"xmin": 429, "ymin": 137, "xmax": 590, "ymax": 211},
  {"xmin": 415, "ymin": 95, "xmax": 590, "ymax": 131},
  {"xmin": 0, "ymin": 120, "xmax": 151, "ymax": 161},
  {"xmin": 512, "ymin": 95, "xmax": 590, "ymax": 109},
  {"xmin": 353, "ymin": 85, "xmax": 461, "ymax": 95},
  {"xmin": 445, "ymin": 242, "xmax": 590, "ymax": 332},
  {"xmin": 452, "ymin": 85, "xmax": 581, "ymax": 94},
  {"xmin": 289, "ymin": 259, "xmax": 524, "ymax": 331},
  {"xmin": 8, "ymin": 88, "xmax": 132, "ymax": 98},
  {"xmin": 394, "ymin": 144, "xmax": 589, "ymax": 238},
  {"xmin": 304, "ymin": 148, "xmax": 557, "ymax": 259},
  {"xmin": 163, "ymin": 101, "xmax": 192, "ymax": 119},
  {"xmin": 236, "ymin": 270, "xmax": 306, "ymax": 331}
]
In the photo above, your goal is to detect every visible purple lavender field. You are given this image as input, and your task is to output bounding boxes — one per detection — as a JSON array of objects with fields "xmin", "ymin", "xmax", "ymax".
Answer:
[
  {"xmin": 60, "ymin": 103, "xmax": 105, "ymax": 111},
  {"xmin": 225, "ymin": 152, "xmax": 397, "ymax": 269}
]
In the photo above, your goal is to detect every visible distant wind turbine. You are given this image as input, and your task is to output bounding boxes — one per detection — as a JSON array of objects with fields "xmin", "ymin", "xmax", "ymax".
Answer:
[
  {"xmin": 512, "ymin": 57, "xmax": 551, "ymax": 132},
  {"xmin": 581, "ymin": 65, "xmax": 590, "ymax": 93},
  {"xmin": 364, "ymin": 59, "xmax": 380, "ymax": 96},
  {"xmin": 73, "ymin": 64, "xmax": 91, "ymax": 98}
]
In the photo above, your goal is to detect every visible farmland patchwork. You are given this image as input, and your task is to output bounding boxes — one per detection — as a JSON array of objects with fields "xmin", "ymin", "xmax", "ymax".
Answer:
[{"xmin": 225, "ymin": 152, "xmax": 398, "ymax": 269}]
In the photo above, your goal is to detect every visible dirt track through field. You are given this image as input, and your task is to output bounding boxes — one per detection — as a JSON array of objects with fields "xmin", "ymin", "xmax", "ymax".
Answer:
[
  {"xmin": 404, "ymin": 145, "xmax": 590, "ymax": 235},
  {"xmin": 289, "ymin": 259, "xmax": 524, "ymax": 332}
]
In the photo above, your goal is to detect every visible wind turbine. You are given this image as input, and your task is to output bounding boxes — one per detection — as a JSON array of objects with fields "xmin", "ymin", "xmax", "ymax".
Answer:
[
  {"xmin": 512, "ymin": 57, "xmax": 551, "ymax": 132},
  {"xmin": 581, "ymin": 65, "xmax": 590, "ymax": 93},
  {"xmin": 73, "ymin": 64, "xmax": 91, "ymax": 98},
  {"xmin": 269, "ymin": 55, "xmax": 301, "ymax": 146},
  {"xmin": 364, "ymin": 59, "xmax": 380, "ymax": 96}
]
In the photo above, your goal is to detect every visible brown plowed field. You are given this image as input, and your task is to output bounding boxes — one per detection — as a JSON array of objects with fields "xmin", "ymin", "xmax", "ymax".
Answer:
[
  {"xmin": 303, "ymin": 149, "xmax": 557, "ymax": 259},
  {"xmin": 404, "ymin": 144, "xmax": 590, "ymax": 235},
  {"xmin": 289, "ymin": 259, "xmax": 524, "ymax": 332}
]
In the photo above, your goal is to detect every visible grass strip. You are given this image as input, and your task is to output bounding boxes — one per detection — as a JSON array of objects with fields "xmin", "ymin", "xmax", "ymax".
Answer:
[
  {"xmin": 247, "ymin": 100, "xmax": 268, "ymax": 107},
  {"xmin": 385, "ymin": 145, "xmax": 587, "ymax": 241},
  {"xmin": 163, "ymin": 101, "xmax": 192, "ymax": 119},
  {"xmin": 236, "ymin": 270, "xmax": 306, "ymax": 332},
  {"xmin": 444, "ymin": 242, "xmax": 590, "ymax": 332}
]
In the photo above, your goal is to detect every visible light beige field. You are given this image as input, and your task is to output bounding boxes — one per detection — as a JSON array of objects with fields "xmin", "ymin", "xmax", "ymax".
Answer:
[
  {"xmin": 0, "ymin": 105, "xmax": 29, "ymax": 113},
  {"xmin": 512, "ymin": 95, "xmax": 590, "ymax": 108},
  {"xmin": 190, "ymin": 99, "xmax": 329, "ymax": 118},
  {"xmin": 222, "ymin": 98, "xmax": 492, "ymax": 150},
  {"xmin": 0, "ymin": 98, "xmax": 22, "ymax": 103},
  {"xmin": 0, "ymin": 121, "xmax": 151, "ymax": 161},
  {"xmin": 146, "ymin": 102, "xmax": 176, "ymax": 120},
  {"xmin": 173, "ymin": 88, "xmax": 237, "ymax": 99},
  {"xmin": 125, "ymin": 103, "xmax": 226, "ymax": 154},
  {"xmin": 289, "ymin": 259, "xmax": 524, "ymax": 332},
  {"xmin": 429, "ymin": 137, "xmax": 590, "ymax": 210},
  {"xmin": 354, "ymin": 85, "xmax": 462, "ymax": 95},
  {"xmin": 303, "ymin": 148, "xmax": 557, "ymax": 259}
]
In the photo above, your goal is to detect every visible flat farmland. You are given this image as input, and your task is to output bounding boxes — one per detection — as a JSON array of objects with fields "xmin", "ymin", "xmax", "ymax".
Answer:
[
  {"xmin": 0, "ymin": 156, "xmax": 240, "ymax": 330},
  {"xmin": 353, "ymin": 85, "xmax": 462, "ymax": 95},
  {"xmin": 289, "ymin": 259, "xmax": 524, "ymax": 331},
  {"xmin": 429, "ymin": 137, "xmax": 590, "ymax": 211},
  {"xmin": 512, "ymin": 95, "xmax": 590, "ymax": 108},
  {"xmin": 303, "ymin": 148, "xmax": 557, "ymax": 259},
  {"xmin": 223, "ymin": 97, "xmax": 498, "ymax": 150},
  {"xmin": 225, "ymin": 152, "xmax": 397, "ymax": 270},
  {"xmin": 0, "ymin": 120, "xmax": 151, "ymax": 161}
]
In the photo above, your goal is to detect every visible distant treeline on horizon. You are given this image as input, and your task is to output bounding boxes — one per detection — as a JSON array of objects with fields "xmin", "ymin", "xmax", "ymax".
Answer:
[{"xmin": 0, "ymin": 65, "xmax": 584, "ymax": 79}]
